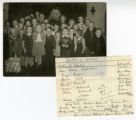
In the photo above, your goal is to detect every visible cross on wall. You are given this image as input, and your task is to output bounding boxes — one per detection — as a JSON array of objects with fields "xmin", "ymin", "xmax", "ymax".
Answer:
[{"xmin": 90, "ymin": 6, "xmax": 96, "ymax": 14}]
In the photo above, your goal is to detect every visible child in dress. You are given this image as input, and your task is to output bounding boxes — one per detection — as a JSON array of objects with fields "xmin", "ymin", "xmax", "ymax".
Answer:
[
  {"xmin": 54, "ymin": 32, "xmax": 61, "ymax": 57},
  {"xmin": 32, "ymin": 24, "xmax": 46, "ymax": 66},
  {"xmin": 74, "ymin": 29, "xmax": 86, "ymax": 57},
  {"xmin": 45, "ymin": 27, "xmax": 56, "ymax": 71},
  {"xmin": 16, "ymin": 29, "xmax": 24, "ymax": 57},
  {"xmin": 23, "ymin": 27, "xmax": 34, "ymax": 67},
  {"xmin": 16, "ymin": 29, "xmax": 25, "ymax": 67},
  {"xmin": 60, "ymin": 28, "xmax": 71, "ymax": 57},
  {"xmin": 9, "ymin": 27, "xmax": 17, "ymax": 57}
]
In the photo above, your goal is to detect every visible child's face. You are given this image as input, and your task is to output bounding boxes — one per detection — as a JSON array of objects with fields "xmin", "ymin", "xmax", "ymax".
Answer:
[
  {"xmin": 95, "ymin": 30, "xmax": 102, "ymax": 38},
  {"xmin": 36, "ymin": 12, "xmax": 40, "ymax": 17},
  {"xmin": 46, "ymin": 28, "xmax": 52, "ymax": 36},
  {"xmin": 19, "ymin": 23, "xmax": 23, "ymax": 29},
  {"xmin": 82, "ymin": 24, "xmax": 87, "ymax": 31},
  {"xmin": 40, "ymin": 14, "xmax": 45, "ymax": 21},
  {"xmin": 54, "ymin": 25, "xmax": 59, "ymax": 31},
  {"xmin": 26, "ymin": 21, "xmax": 31, "ymax": 27},
  {"xmin": 32, "ymin": 19, "xmax": 37, "ymax": 25},
  {"xmin": 78, "ymin": 17, "xmax": 84, "ymax": 23},
  {"xmin": 36, "ymin": 25, "xmax": 42, "ymax": 33},
  {"xmin": 62, "ymin": 29, "xmax": 68, "ymax": 35},
  {"xmin": 60, "ymin": 16, "xmax": 66, "ymax": 23},
  {"xmin": 85, "ymin": 19, "xmax": 90, "ymax": 26},
  {"xmin": 27, "ymin": 27, "xmax": 32, "ymax": 34},
  {"xmin": 20, "ymin": 18, "xmax": 25, "ymax": 24},
  {"xmin": 13, "ymin": 20, "xmax": 18, "ymax": 27},
  {"xmin": 89, "ymin": 22, "xmax": 94, "ymax": 30}
]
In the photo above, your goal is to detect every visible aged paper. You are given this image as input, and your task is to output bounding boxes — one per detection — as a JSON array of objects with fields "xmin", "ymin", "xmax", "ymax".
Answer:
[{"xmin": 56, "ymin": 56, "xmax": 134, "ymax": 116}]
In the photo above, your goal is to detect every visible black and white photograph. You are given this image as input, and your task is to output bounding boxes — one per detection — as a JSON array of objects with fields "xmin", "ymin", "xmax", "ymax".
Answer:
[{"xmin": 3, "ymin": 2, "xmax": 106, "ymax": 76}]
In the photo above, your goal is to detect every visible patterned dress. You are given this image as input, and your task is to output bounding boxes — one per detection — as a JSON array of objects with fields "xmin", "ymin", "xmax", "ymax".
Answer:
[
  {"xmin": 16, "ymin": 34, "xmax": 24, "ymax": 56},
  {"xmin": 24, "ymin": 34, "xmax": 33, "ymax": 57}
]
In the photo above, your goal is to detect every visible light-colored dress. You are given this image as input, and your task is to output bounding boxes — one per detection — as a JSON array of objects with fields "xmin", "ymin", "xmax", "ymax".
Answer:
[
  {"xmin": 32, "ymin": 32, "xmax": 45, "ymax": 56},
  {"xmin": 54, "ymin": 37, "xmax": 60, "ymax": 57}
]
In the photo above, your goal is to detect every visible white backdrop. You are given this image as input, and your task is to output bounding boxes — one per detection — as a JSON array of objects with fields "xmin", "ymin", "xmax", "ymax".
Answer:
[{"xmin": 0, "ymin": 0, "xmax": 136, "ymax": 120}]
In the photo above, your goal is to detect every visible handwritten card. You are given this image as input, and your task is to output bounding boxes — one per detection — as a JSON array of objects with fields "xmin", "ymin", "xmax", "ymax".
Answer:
[{"xmin": 56, "ymin": 56, "xmax": 134, "ymax": 116}]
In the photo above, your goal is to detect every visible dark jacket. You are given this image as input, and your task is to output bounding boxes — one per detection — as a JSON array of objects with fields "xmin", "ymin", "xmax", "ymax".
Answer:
[
  {"xmin": 92, "ymin": 35, "xmax": 106, "ymax": 56},
  {"xmin": 84, "ymin": 28, "xmax": 95, "ymax": 50}
]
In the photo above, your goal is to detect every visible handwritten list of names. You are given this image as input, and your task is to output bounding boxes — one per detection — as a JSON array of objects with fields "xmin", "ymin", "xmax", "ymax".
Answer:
[{"xmin": 56, "ymin": 56, "xmax": 133, "ymax": 116}]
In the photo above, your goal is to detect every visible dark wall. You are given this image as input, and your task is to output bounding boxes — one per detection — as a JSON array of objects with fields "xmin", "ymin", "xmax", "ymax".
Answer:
[{"xmin": 8, "ymin": 3, "xmax": 87, "ymax": 21}]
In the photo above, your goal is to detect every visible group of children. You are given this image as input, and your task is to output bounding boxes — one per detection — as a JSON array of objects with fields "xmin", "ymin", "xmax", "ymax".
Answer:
[{"xmin": 4, "ymin": 11, "xmax": 106, "ymax": 71}]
